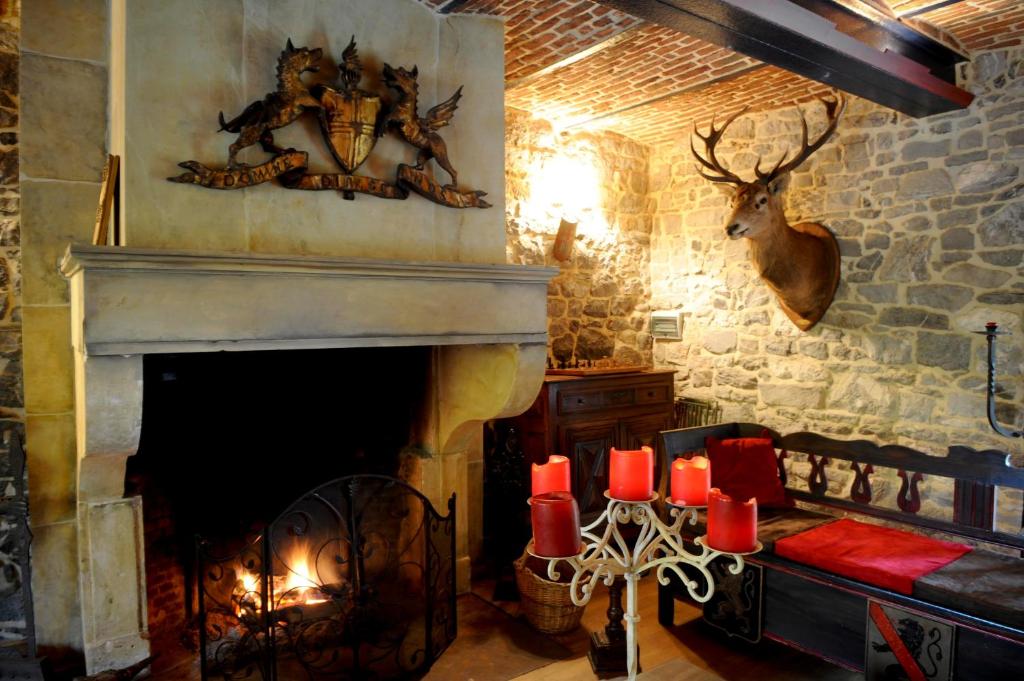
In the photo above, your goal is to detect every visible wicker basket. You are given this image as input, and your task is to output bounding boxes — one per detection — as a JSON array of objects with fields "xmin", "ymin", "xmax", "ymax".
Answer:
[{"xmin": 514, "ymin": 553, "xmax": 588, "ymax": 634}]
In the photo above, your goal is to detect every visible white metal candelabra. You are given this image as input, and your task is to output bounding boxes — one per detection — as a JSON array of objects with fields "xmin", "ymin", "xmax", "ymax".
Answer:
[{"xmin": 528, "ymin": 492, "xmax": 761, "ymax": 681}]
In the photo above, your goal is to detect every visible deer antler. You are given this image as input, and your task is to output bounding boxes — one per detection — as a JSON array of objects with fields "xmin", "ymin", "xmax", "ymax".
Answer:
[
  {"xmin": 754, "ymin": 93, "xmax": 846, "ymax": 185},
  {"xmin": 690, "ymin": 107, "xmax": 748, "ymax": 185}
]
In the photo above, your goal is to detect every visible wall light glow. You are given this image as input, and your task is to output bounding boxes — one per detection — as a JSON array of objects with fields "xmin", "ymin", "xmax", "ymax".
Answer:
[{"xmin": 520, "ymin": 144, "xmax": 612, "ymax": 242}]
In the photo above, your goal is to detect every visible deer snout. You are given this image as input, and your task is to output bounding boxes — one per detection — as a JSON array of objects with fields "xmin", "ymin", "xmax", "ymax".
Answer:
[{"xmin": 726, "ymin": 222, "xmax": 747, "ymax": 239}]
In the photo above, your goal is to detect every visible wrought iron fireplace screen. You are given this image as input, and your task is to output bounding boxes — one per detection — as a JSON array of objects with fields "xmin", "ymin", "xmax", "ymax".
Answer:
[{"xmin": 197, "ymin": 475, "xmax": 456, "ymax": 680}]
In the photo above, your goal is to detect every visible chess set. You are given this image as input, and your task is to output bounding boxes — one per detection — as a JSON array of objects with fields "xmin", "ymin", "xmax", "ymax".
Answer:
[{"xmin": 545, "ymin": 357, "xmax": 648, "ymax": 377}]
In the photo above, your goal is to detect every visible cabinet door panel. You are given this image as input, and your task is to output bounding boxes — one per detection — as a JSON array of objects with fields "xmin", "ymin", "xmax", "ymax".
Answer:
[
  {"xmin": 620, "ymin": 413, "xmax": 674, "ymax": 495},
  {"xmin": 560, "ymin": 421, "xmax": 617, "ymax": 519}
]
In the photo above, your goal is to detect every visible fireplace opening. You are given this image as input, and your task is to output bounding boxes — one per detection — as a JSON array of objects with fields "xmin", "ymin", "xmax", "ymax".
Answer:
[
  {"xmin": 125, "ymin": 346, "xmax": 431, "ymax": 674},
  {"xmin": 195, "ymin": 474, "xmax": 456, "ymax": 681}
]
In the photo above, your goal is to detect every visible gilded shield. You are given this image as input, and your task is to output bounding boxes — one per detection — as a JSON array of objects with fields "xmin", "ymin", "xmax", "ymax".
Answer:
[{"xmin": 318, "ymin": 87, "xmax": 381, "ymax": 174}]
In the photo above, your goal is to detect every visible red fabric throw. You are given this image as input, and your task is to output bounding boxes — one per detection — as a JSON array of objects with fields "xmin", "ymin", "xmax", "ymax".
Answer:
[
  {"xmin": 704, "ymin": 435, "xmax": 789, "ymax": 507},
  {"xmin": 775, "ymin": 518, "xmax": 972, "ymax": 595}
]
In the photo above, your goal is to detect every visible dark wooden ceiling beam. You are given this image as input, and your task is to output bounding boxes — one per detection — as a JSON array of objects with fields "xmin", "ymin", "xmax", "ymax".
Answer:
[
  {"xmin": 438, "ymin": 0, "xmax": 473, "ymax": 13},
  {"xmin": 594, "ymin": 0, "xmax": 974, "ymax": 117},
  {"xmin": 505, "ymin": 26, "xmax": 645, "ymax": 91},
  {"xmin": 789, "ymin": 0, "xmax": 967, "ymax": 82}
]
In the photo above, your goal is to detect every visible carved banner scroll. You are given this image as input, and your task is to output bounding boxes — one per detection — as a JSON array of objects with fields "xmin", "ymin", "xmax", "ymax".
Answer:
[
  {"xmin": 167, "ymin": 37, "xmax": 489, "ymax": 209},
  {"xmin": 398, "ymin": 165, "xmax": 490, "ymax": 208},
  {"xmin": 169, "ymin": 152, "xmax": 309, "ymax": 189},
  {"xmin": 282, "ymin": 171, "xmax": 408, "ymax": 199}
]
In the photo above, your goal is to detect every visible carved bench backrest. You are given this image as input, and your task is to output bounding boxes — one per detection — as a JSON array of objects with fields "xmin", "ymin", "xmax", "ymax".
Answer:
[{"xmin": 661, "ymin": 423, "xmax": 1024, "ymax": 552}]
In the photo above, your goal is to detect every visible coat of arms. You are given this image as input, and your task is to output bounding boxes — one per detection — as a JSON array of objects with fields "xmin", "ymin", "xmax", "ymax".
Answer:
[
  {"xmin": 169, "ymin": 37, "xmax": 490, "ymax": 209},
  {"xmin": 320, "ymin": 40, "xmax": 378, "ymax": 175}
]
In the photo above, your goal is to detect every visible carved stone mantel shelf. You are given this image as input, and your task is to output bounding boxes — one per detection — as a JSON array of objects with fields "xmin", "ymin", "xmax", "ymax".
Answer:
[
  {"xmin": 60, "ymin": 244, "xmax": 555, "ymax": 356},
  {"xmin": 59, "ymin": 244, "xmax": 556, "ymax": 673}
]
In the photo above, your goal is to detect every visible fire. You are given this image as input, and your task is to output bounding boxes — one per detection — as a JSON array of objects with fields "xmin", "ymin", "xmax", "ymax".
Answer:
[
  {"xmin": 280, "ymin": 541, "xmax": 327, "ymax": 605},
  {"xmin": 233, "ymin": 567, "xmax": 260, "ymax": 616},
  {"xmin": 234, "ymin": 539, "xmax": 328, "ymax": 615},
  {"xmin": 240, "ymin": 570, "xmax": 259, "ymax": 596}
]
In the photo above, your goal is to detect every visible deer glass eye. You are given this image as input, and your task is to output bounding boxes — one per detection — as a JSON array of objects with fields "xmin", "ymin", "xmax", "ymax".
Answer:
[{"xmin": 757, "ymin": 196, "xmax": 768, "ymax": 208}]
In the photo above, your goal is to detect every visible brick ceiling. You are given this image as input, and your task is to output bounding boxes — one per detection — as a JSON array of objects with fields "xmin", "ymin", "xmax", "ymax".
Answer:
[{"xmin": 417, "ymin": 0, "xmax": 1022, "ymax": 145}]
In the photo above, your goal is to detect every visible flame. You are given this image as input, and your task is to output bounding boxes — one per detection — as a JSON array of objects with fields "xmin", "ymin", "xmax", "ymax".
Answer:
[
  {"xmin": 233, "ymin": 540, "xmax": 329, "ymax": 614},
  {"xmin": 240, "ymin": 570, "xmax": 259, "ymax": 595},
  {"xmin": 234, "ymin": 569, "xmax": 260, "ymax": 617},
  {"xmin": 281, "ymin": 541, "xmax": 327, "ymax": 605}
]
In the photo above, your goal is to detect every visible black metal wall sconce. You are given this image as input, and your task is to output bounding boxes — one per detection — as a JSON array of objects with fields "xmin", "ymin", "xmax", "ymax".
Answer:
[{"xmin": 975, "ymin": 322, "xmax": 1022, "ymax": 440}]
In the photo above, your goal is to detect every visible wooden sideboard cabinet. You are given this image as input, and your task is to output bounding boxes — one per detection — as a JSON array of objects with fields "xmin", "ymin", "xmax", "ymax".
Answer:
[{"xmin": 503, "ymin": 370, "xmax": 676, "ymax": 519}]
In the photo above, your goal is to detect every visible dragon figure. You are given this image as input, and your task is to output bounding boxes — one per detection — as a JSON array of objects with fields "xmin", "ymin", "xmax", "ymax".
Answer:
[
  {"xmin": 381, "ymin": 63, "xmax": 463, "ymax": 189},
  {"xmin": 217, "ymin": 39, "xmax": 323, "ymax": 167}
]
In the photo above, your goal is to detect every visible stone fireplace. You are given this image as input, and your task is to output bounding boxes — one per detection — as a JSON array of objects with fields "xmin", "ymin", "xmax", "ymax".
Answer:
[
  {"xmin": 60, "ymin": 245, "xmax": 553, "ymax": 671},
  {"xmin": 27, "ymin": 1, "xmax": 554, "ymax": 673}
]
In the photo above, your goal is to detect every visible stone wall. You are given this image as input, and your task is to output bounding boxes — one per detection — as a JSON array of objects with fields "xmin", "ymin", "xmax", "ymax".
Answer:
[
  {"xmin": 0, "ymin": 5, "xmax": 18, "ymax": 444},
  {"xmin": 0, "ymin": 0, "xmax": 23, "ymax": 652},
  {"xmin": 648, "ymin": 47, "xmax": 1024, "ymax": 524},
  {"xmin": 21, "ymin": 0, "xmax": 110, "ymax": 666},
  {"xmin": 506, "ymin": 108, "xmax": 653, "ymax": 366}
]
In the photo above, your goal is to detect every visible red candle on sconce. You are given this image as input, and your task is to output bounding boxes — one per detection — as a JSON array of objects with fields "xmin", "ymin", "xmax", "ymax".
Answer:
[
  {"xmin": 608, "ymin": 446, "xmax": 654, "ymax": 501},
  {"xmin": 670, "ymin": 456, "xmax": 710, "ymax": 505},
  {"xmin": 530, "ymin": 492, "xmax": 582, "ymax": 558},
  {"xmin": 532, "ymin": 455, "xmax": 571, "ymax": 496},
  {"xmin": 707, "ymin": 488, "xmax": 757, "ymax": 553}
]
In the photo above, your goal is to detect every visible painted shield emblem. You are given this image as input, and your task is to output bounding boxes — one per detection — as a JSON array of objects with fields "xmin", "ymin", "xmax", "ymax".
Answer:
[{"xmin": 318, "ymin": 87, "xmax": 381, "ymax": 174}]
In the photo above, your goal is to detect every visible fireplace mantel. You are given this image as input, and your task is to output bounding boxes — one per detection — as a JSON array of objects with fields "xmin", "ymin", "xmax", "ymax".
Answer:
[
  {"xmin": 60, "ymin": 244, "xmax": 556, "ymax": 672},
  {"xmin": 60, "ymin": 245, "xmax": 555, "ymax": 356}
]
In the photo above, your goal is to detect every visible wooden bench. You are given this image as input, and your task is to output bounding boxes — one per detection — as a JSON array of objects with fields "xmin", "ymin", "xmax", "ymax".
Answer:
[{"xmin": 657, "ymin": 422, "xmax": 1024, "ymax": 680}]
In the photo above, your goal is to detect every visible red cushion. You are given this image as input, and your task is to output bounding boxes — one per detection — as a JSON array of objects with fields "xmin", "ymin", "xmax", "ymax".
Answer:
[
  {"xmin": 704, "ymin": 435, "xmax": 789, "ymax": 507},
  {"xmin": 775, "ymin": 518, "xmax": 972, "ymax": 595}
]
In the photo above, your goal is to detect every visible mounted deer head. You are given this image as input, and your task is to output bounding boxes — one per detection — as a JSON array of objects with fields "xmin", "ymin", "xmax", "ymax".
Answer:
[{"xmin": 692, "ymin": 94, "xmax": 846, "ymax": 331}]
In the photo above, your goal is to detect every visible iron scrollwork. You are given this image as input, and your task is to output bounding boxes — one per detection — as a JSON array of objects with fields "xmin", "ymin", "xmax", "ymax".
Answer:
[
  {"xmin": 0, "ymin": 434, "xmax": 45, "ymax": 680},
  {"xmin": 198, "ymin": 475, "xmax": 456, "ymax": 681},
  {"xmin": 531, "ymin": 494, "xmax": 759, "ymax": 681}
]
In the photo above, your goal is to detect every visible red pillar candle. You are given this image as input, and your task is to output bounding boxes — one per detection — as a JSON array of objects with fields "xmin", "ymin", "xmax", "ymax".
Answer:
[
  {"xmin": 530, "ymin": 492, "xmax": 582, "ymax": 557},
  {"xmin": 707, "ymin": 488, "xmax": 757, "ymax": 553},
  {"xmin": 670, "ymin": 455, "xmax": 711, "ymax": 505},
  {"xmin": 608, "ymin": 446, "xmax": 654, "ymax": 501},
  {"xmin": 531, "ymin": 455, "xmax": 571, "ymax": 496}
]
